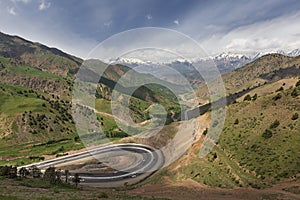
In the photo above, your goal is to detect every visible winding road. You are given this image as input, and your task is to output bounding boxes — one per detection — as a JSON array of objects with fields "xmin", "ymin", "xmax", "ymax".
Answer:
[{"xmin": 19, "ymin": 143, "xmax": 164, "ymax": 187}]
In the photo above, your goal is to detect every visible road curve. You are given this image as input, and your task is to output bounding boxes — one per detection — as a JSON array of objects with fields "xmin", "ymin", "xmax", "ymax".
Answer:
[{"xmin": 19, "ymin": 143, "xmax": 164, "ymax": 187}]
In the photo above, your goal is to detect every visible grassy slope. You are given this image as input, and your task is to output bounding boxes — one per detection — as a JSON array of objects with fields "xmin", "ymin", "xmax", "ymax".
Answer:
[
  {"xmin": 0, "ymin": 34, "xmax": 182, "ymax": 166},
  {"xmin": 195, "ymin": 54, "xmax": 300, "ymax": 100},
  {"xmin": 0, "ymin": 83, "xmax": 83, "ymax": 166},
  {"xmin": 152, "ymin": 78, "xmax": 300, "ymax": 188}
]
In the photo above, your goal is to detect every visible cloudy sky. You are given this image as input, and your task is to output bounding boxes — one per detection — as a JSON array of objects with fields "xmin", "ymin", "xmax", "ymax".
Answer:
[{"xmin": 1, "ymin": 0, "xmax": 300, "ymax": 58}]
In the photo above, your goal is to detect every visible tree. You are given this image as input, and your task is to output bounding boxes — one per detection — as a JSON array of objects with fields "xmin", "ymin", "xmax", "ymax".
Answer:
[
  {"xmin": 0, "ymin": 166, "xmax": 10, "ymax": 177},
  {"xmin": 19, "ymin": 167, "xmax": 29, "ymax": 178},
  {"xmin": 64, "ymin": 169, "xmax": 69, "ymax": 183},
  {"xmin": 9, "ymin": 166, "xmax": 17, "ymax": 179},
  {"xmin": 30, "ymin": 165, "xmax": 42, "ymax": 178},
  {"xmin": 55, "ymin": 169, "xmax": 62, "ymax": 184},
  {"xmin": 44, "ymin": 167, "xmax": 56, "ymax": 184},
  {"xmin": 73, "ymin": 173, "xmax": 80, "ymax": 187}
]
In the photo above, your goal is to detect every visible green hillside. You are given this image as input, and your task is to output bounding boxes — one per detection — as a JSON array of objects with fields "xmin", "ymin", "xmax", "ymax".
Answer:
[
  {"xmin": 152, "ymin": 68, "xmax": 300, "ymax": 189},
  {"xmin": 0, "ymin": 32, "xmax": 182, "ymax": 166}
]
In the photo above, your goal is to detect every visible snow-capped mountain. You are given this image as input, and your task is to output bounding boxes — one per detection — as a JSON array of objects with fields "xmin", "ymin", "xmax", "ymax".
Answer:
[
  {"xmin": 112, "ymin": 49, "xmax": 299, "ymax": 88},
  {"xmin": 287, "ymin": 48, "xmax": 300, "ymax": 57},
  {"xmin": 113, "ymin": 48, "xmax": 300, "ymax": 68}
]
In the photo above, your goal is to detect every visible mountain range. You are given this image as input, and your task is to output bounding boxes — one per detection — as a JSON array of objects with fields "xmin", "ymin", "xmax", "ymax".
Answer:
[
  {"xmin": 113, "ymin": 49, "xmax": 300, "ymax": 87},
  {"xmin": 0, "ymin": 31, "xmax": 299, "ymax": 199}
]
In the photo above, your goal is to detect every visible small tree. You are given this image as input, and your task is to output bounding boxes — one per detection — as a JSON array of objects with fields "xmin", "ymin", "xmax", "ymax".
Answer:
[
  {"xmin": 19, "ymin": 167, "xmax": 29, "ymax": 178},
  {"xmin": 44, "ymin": 167, "xmax": 56, "ymax": 184},
  {"xmin": 64, "ymin": 169, "xmax": 69, "ymax": 183},
  {"xmin": 9, "ymin": 166, "xmax": 17, "ymax": 179},
  {"xmin": 73, "ymin": 173, "xmax": 80, "ymax": 187},
  {"xmin": 55, "ymin": 169, "xmax": 62, "ymax": 184},
  {"xmin": 30, "ymin": 165, "xmax": 42, "ymax": 178}
]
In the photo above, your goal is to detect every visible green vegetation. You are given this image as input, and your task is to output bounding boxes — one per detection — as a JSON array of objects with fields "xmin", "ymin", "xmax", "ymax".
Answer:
[
  {"xmin": 152, "ymin": 80, "xmax": 300, "ymax": 189},
  {"xmin": 262, "ymin": 129, "xmax": 273, "ymax": 139}
]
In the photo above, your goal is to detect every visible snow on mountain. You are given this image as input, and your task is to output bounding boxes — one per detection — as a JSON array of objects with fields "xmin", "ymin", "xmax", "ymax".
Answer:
[
  {"xmin": 287, "ymin": 48, "xmax": 300, "ymax": 57},
  {"xmin": 113, "ymin": 48, "xmax": 300, "ymax": 69},
  {"xmin": 111, "ymin": 49, "xmax": 299, "ymax": 88}
]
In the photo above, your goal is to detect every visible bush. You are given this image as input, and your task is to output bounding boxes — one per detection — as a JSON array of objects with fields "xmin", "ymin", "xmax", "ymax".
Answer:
[
  {"xmin": 234, "ymin": 118, "xmax": 239, "ymax": 125},
  {"xmin": 291, "ymin": 88, "xmax": 299, "ymax": 97},
  {"xmin": 243, "ymin": 94, "xmax": 251, "ymax": 101},
  {"xmin": 296, "ymin": 80, "xmax": 300, "ymax": 87},
  {"xmin": 276, "ymin": 87, "xmax": 284, "ymax": 92},
  {"xmin": 269, "ymin": 120, "xmax": 280, "ymax": 129},
  {"xmin": 262, "ymin": 129, "xmax": 272, "ymax": 139},
  {"xmin": 291, "ymin": 113, "xmax": 299, "ymax": 120},
  {"xmin": 252, "ymin": 93, "xmax": 258, "ymax": 101},
  {"xmin": 273, "ymin": 93, "xmax": 282, "ymax": 101}
]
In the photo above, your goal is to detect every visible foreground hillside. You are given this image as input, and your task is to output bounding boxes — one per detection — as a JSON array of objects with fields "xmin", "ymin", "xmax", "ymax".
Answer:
[{"xmin": 140, "ymin": 72, "xmax": 300, "ymax": 199}]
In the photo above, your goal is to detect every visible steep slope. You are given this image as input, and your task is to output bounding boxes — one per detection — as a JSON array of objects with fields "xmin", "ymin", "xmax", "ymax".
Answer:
[
  {"xmin": 0, "ymin": 32, "xmax": 81, "ymax": 76},
  {"xmin": 0, "ymin": 33, "xmax": 182, "ymax": 166},
  {"xmin": 196, "ymin": 54, "xmax": 300, "ymax": 100},
  {"xmin": 151, "ymin": 57, "xmax": 300, "ymax": 189}
]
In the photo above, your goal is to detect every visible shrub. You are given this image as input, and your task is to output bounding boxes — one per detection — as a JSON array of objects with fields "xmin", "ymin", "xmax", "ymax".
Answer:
[
  {"xmin": 273, "ymin": 93, "xmax": 282, "ymax": 101},
  {"xmin": 291, "ymin": 88, "xmax": 299, "ymax": 97},
  {"xmin": 252, "ymin": 93, "xmax": 258, "ymax": 101},
  {"xmin": 276, "ymin": 87, "xmax": 284, "ymax": 92},
  {"xmin": 262, "ymin": 129, "xmax": 272, "ymax": 139},
  {"xmin": 234, "ymin": 118, "xmax": 239, "ymax": 125},
  {"xmin": 269, "ymin": 120, "xmax": 280, "ymax": 129},
  {"xmin": 243, "ymin": 94, "xmax": 251, "ymax": 101},
  {"xmin": 296, "ymin": 80, "xmax": 300, "ymax": 87},
  {"xmin": 291, "ymin": 113, "xmax": 299, "ymax": 120}
]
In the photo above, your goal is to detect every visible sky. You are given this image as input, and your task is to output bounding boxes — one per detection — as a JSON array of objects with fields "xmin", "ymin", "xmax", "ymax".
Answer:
[{"xmin": 1, "ymin": 0, "xmax": 300, "ymax": 59}]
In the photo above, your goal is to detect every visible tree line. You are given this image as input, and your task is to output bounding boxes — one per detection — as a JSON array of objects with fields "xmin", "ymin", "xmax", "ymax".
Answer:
[{"xmin": 0, "ymin": 165, "xmax": 81, "ymax": 187}]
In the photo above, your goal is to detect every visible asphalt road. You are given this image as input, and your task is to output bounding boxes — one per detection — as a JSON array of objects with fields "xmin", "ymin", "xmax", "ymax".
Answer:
[{"xmin": 19, "ymin": 143, "xmax": 164, "ymax": 187}]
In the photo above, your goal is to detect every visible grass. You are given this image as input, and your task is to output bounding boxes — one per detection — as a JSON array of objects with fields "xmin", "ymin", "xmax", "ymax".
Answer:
[
  {"xmin": 0, "ymin": 83, "xmax": 85, "ymax": 166},
  {"xmin": 8, "ymin": 65, "xmax": 62, "ymax": 80},
  {"xmin": 0, "ymin": 177, "xmax": 170, "ymax": 200},
  {"xmin": 95, "ymin": 98, "xmax": 112, "ymax": 114},
  {"xmin": 219, "ymin": 83, "xmax": 300, "ymax": 185},
  {"xmin": 148, "ymin": 79, "xmax": 300, "ymax": 188}
]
